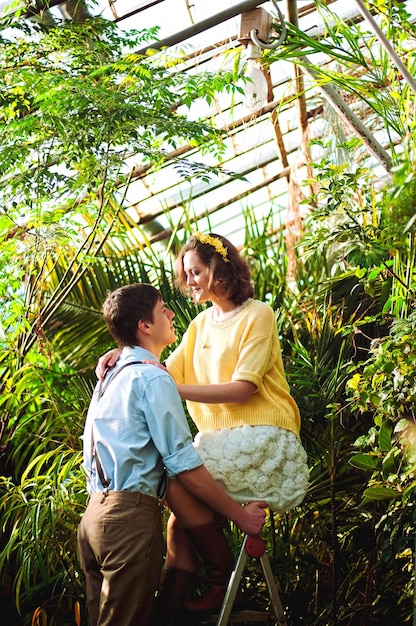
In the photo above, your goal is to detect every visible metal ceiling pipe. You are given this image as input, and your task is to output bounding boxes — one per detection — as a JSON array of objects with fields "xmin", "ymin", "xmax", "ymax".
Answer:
[
  {"xmin": 286, "ymin": 0, "xmax": 298, "ymax": 28},
  {"xmin": 137, "ymin": 0, "xmax": 267, "ymax": 53},
  {"xmin": 113, "ymin": 1, "xmax": 166, "ymax": 23}
]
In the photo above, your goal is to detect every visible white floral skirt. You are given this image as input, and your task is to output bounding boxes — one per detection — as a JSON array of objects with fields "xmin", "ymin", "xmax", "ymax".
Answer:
[{"xmin": 193, "ymin": 424, "xmax": 309, "ymax": 512}]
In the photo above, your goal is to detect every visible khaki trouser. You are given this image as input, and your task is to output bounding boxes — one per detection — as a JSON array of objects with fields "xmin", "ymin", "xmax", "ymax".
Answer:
[{"xmin": 77, "ymin": 491, "xmax": 165, "ymax": 626}]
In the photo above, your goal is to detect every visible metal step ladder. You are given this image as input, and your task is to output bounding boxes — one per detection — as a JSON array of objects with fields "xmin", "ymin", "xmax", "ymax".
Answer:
[{"xmin": 213, "ymin": 534, "xmax": 288, "ymax": 626}]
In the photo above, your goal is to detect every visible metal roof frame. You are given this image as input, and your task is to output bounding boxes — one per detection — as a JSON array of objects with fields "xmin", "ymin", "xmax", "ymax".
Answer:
[{"xmin": 3, "ymin": 0, "xmax": 413, "ymax": 247}]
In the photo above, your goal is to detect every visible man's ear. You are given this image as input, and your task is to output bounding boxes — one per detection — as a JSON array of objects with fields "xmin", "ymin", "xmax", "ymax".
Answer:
[{"xmin": 137, "ymin": 319, "xmax": 151, "ymax": 334}]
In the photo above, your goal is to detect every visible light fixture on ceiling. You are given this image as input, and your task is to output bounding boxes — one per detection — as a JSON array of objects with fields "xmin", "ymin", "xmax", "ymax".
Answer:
[
  {"xmin": 244, "ymin": 41, "xmax": 269, "ymax": 112},
  {"xmin": 238, "ymin": 0, "xmax": 286, "ymax": 112}
]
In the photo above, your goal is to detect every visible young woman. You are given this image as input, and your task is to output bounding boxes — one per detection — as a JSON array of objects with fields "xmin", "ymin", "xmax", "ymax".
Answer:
[{"xmin": 97, "ymin": 233, "xmax": 309, "ymax": 624}]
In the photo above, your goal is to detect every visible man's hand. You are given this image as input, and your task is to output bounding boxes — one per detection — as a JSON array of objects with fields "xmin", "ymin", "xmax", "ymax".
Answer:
[{"xmin": 236, "ymin": 501, "xmax": 267, "ymax": 536}]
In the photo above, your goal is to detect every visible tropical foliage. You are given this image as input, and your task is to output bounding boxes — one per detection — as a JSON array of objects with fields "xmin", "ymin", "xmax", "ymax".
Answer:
[{"xmin": 0, "ymin": 1, "xmax": 415, "ymax": 625}]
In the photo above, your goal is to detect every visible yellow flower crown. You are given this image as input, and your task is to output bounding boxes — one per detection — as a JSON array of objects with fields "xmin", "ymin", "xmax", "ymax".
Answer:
[{"xmin": 193, "ymin": 232, "xmax": 229, "ymax": 262}]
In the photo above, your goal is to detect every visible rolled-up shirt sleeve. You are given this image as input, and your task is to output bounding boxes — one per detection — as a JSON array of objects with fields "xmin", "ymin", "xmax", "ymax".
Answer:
[{"xmin": 163, "ymin": 444, "xmax": 202, "ymax": 477}]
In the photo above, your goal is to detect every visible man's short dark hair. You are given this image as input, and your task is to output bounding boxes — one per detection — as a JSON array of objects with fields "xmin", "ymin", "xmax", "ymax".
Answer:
[{"xmin": 103, "ymin": 283, "xmax": 161, "ymax": 347}]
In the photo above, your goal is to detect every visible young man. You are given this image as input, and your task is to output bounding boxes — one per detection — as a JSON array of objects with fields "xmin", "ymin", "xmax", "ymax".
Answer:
[{"xmin": 77, "ymin": 283, "xmax": 266, "ymax": 626}]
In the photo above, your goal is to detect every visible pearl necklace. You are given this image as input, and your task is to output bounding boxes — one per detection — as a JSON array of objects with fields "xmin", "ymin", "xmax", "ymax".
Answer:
[{"xmin": 211, "ymin": 299, "xmax": 251, "ymax": 323}]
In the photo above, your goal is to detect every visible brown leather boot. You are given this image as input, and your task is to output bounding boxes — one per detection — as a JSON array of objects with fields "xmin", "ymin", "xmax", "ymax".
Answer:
[
  {"xmin": 183, "ymin": 521, "xmax": 244, "ymax": 613},
  {"xmin": 150, "ymin": 566, "xmax": 195, "ymax": 626}
]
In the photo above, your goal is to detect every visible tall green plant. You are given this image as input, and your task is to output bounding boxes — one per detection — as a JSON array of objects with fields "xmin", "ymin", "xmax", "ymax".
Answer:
[
  {"xmin": 0, "ymin": 4, "xmax": 240, "ymax": 371},
  {"xmin": 0, "ymin": 361, "xmax": 90, "ymax": 624},
  {"xmin": 345, "ymin": 309, "xmax": 416, "ymax": 623}
]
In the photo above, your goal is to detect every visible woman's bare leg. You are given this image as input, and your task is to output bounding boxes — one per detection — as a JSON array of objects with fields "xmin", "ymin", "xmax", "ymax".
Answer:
[
  {"xmin": 165, "ymin": 477, "xmax": 216, "ymax": 570},
  {"xmin": 166, "ymin": 477, "xmax": 216, "ymax": 528}
]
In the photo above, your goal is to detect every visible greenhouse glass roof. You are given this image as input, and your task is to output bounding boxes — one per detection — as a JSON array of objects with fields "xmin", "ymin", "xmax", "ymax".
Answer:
[{"xmin": 2, "ymin": 0, "xmax": 415, "ymax": 247}]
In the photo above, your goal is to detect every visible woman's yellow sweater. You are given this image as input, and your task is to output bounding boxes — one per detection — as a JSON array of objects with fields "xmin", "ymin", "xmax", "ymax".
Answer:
[{"xmin": 166, "ymin": 299, "xmax": 300, "ymax": 437}]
